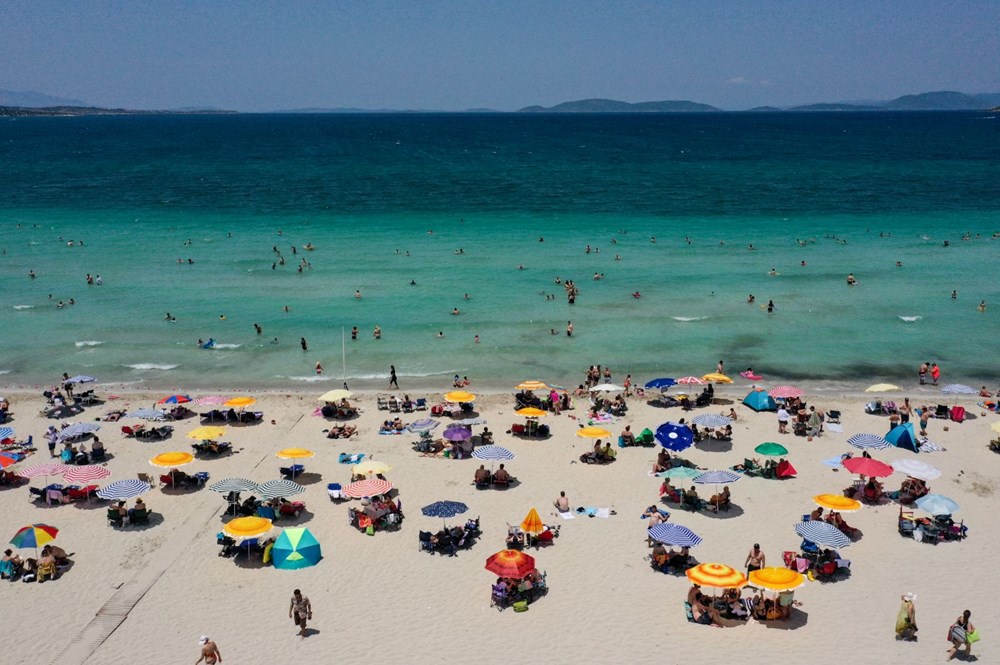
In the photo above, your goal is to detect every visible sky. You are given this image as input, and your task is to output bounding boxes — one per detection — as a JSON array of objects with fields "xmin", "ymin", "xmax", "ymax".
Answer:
[{"xmin": 2, "ymin": 1, "xmax": 998, "ymax": 111}]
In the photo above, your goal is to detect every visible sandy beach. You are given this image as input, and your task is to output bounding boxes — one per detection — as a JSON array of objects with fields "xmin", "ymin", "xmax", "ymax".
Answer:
[{"xmin": 1, "ymin": 382, "xmax": 997, "ymax": 665}]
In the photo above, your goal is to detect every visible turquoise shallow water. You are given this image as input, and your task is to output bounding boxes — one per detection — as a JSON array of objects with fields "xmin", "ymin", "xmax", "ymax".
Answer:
[{"xmin": 0, "ymin": 113, "xmax": 997, "ymax": 390}]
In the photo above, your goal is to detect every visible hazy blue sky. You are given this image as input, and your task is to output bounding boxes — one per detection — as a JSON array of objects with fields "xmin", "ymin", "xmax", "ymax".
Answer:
[{"xmin": 2, "ymin": 1, "xmax": 998, "ymax": 111}]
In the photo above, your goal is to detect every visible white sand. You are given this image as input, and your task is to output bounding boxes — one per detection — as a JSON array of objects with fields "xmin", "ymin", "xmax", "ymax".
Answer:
[{"xmin": 1, "ymin": 386, "xmax": 997, "ymax": 664}]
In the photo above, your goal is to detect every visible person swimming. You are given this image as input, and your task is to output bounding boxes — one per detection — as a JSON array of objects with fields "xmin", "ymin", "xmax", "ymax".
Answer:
[
  {"xmin": 847, "ymin": 273, "xmax": 857, "ymax": 285},
  {"xmin": 766, "ymin": 300, "xmax": 775, "ymax": 313}
]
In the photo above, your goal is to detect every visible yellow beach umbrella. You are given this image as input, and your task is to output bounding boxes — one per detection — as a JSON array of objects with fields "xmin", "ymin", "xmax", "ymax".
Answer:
[
  {"xmin": 186, "ymin": 426, "xmax": 227, "ymax": 441},
  {"xmin": 990, "ymin": 421, "xmax": 1000, "ymax": 434},
  {"xmin": 516, "ymin": 380, "xmax": 549, "ymax": 391},
  {"xmin": 353, "ymin": 459, "xmax": 391, "ymax": 477},
  {"xmin": 749, "ymin": 567, "xmax": 805, "ymax": 592},
  {"xmin": 276, "ymin": 448, "xmax": 314, "ymax": 460},
  {"xmin": 444, "ymin": 391, "xmax": 476, "ymax": 403},
  {"xmin": 686, "ymin": 563, "xmax": 748, "ymax": 589},
  {"xmin": 317, "ymin": 389, "xmax": 352, "ymax": 403},
  {"xmin": 865, "ymin": 383, "xmax": 901, "ymax": 393},
  {"xmin": 515, "ymin": 407, "xmax": 547, "ymax": 418},
  {"xmin": 520, "ymin": 508, "xmax": 544, "ymax": 535},
  {"xmin": 149, "ymin": 451, "xmax": 195, "ymax": 468},
  {"xmin": 224, "ymin": 396, "xmax": 257, "ymax": 408},
  {"xmin": 813, "ymin": 493, "xmax": 862, "ymax": 513},
  {"xmin": 223, "ymin": 516, "xmax": 272, "ymax": 539},
  {"xmin": 702, "ymin": 373, "xmax": 733, "ymax": 384},
  {"xmin": 575, "ymin": 426, "xmax": 612, "ymax": 439}
]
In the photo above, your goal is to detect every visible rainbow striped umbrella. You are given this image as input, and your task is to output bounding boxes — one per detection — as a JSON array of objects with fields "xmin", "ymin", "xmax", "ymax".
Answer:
[{"xmin": 10, "ymin": 524, "xmax": 59, "ymax": 554}]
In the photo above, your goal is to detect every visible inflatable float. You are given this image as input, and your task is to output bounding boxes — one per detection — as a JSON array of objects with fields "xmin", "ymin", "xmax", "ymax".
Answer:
[
  {"xmin": 740, "ymin": 371, "xmax": 763, "ymax": 381},
  {"xmin": 200, "ymin": 338, "xmax": 216, "ymax": 349}
]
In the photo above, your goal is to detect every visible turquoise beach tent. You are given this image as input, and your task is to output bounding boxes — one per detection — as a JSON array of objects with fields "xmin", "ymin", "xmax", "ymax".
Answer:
[
  {"xmin": 272, "ymin": 527, "xmax": 322, "ymax": 570},
  {"xmin": 742, "ymin": 390, "xmax": 777, "ymax": 412},
  {"xmin": 886, "ymin": 422, "xmax": 918, "ymax": 453}
]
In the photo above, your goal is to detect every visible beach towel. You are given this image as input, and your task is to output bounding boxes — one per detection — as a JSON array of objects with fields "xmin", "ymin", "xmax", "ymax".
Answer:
[
  {"xmin": 826, "ymin": 423, "xmax": 843, "ymax": 433},
  {"xmin": 556, "ymin": 511, "xmax": 576, "ymax": 520},
  {"xmin": 311, "ymin": 407, "xmax": 323, "ymax": 417},
  {"xmin": 338, "ymin": 453, "xmax": 365, "ymax": 464},
  {"xmin": 575, "ymin": 506, "xmax": 613, "ymax": 518},
  {"xmin": 918, "ymin": 438, "xmax": 945, "ymax": 453},
  {"xmin": 378, "ymin": 430, "xmax": 403, "ymax": 435}
]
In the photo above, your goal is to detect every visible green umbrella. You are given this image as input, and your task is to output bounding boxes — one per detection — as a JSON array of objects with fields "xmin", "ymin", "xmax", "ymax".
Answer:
[
  {"xmin": 656, "ymin": 466, "xmax": 702, "ymax": 480},
  {"xmin": 755, "ymin": 442, "xmax": 789, "ymax": 456},
  {"xmin": 272, "ymin": 527, "xmax": 322, "ymax": 570}
]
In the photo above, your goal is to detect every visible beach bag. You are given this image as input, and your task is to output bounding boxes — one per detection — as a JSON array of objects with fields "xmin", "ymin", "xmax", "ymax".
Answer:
[
  {"xmin": 365, "ymin": 524, "xmax": 375, "ymax": 536},
  {"xmin": 967, "ymin": 629, "xmax": 981, "ymax": 644},
  {"xmin": 512, "ymin": 601, "xmax": 529, "ymax": 613},
  {"xmin": 949, "ymin": 624, "xmax": 967, "ymax": 643}
]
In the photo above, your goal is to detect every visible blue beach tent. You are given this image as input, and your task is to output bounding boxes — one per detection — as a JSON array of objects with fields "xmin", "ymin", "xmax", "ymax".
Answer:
[
  {"xmin": 886, "ymin": 422, "xmax": 918, "ymax": 453},
  {"xmin": 742, "ymin": 390, "xmax": 776, "ymax": 412}
]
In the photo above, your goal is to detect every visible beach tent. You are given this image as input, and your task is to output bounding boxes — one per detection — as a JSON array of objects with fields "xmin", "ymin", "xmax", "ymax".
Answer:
[
  {"xmin": 272, "ymin": 527, "xmax": 322, "ymax": 570},
  {"xmin": 742, "ymin": 390, "xmax": 776, "ymax": 412},
  {"xmin": 886, "ymin": 422, "xmax": 918, "ymax": 453},
  {"xmin": 775, "ymin": 460, "xmax": 797, "ymax": 479}
]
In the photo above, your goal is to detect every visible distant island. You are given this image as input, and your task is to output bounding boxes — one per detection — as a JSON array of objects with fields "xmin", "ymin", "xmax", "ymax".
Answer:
[
  {"xmin": 0, "ymin": 105, "xmax": 237, "ymax": 117},
  {"xmin": 518, "ymin": 98, "xmax": 720, "ymax": 113}
]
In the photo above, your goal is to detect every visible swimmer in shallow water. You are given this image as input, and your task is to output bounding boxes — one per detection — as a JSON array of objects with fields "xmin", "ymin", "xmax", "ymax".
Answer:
[
  {"xmin": 451, "ymin": 308, "xmax": 460, "ymax": 315},
  {"xmin": 847, "ymin": 273, "xmax": 857, "ymax": 286}
]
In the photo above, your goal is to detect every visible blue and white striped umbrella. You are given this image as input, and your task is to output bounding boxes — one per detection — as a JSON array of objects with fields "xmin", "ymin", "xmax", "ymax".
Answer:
[
  {"xmin": 0, "ymin": 427, "xmax": 14, "ymax": 440},
  {"xmin": 421, "ymin": 500, "xmax": 469, "ymax": 519},
  {"xmin": 472, "ymin": 445, "xmax": 515, "ymax": 461},
  {"xmin": 257, "ymin": 479, "xmax": 306, "ymax": 500},
  {"xmin": 847, "ymin": 433, "xmax": 891, "ymax": 450},
  {"xmin": 648, "ymin": 523, "xmax": 702, "ymax": 547},
  {"xmin": 694, "ymin": 470, "xmax": 742, "ymax": 485},
  {"xmin": 692, "ymin": 414, "xmax": 731, "ymax": 428},
  {"xmin": 794, "ymin": 521, "xmax": 851, "ymax": 548},
  {"xmin": 127, "ymin": 408, "xmax": 168, "ymax": 420},
  {"xmin": 209, "ymin": 478, "xmax": 259, "ymax": 494},
  {"xmin": 58, "ymin": 422, "xmax": 101, "ymax": 440},
  {"xmin": 96, "ymin": 479, "xmax": 151, "ymax": 500},
  {"xmin": 655, "ymin": 422, "xmax": 694, "ymax": 452},
  {"xmin": 940, "ymin": 384, "xmax": 976, "ymax": 395},
  {"xmin": 406, "ymin": 418, "xmax": 439, "ymax": 433}
]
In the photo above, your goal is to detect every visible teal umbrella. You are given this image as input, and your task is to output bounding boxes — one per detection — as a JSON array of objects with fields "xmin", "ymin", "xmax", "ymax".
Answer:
[
  {"xmin": 656, "ymin": 466, "xmax": 701, "ymax": 480},
  {"xmin": 272, "ymin": 527, "xmax": 322, "ymax": 570},
  {"xmin": 754, "ymin": 442, "xmax": 788, "ymax": 456}
]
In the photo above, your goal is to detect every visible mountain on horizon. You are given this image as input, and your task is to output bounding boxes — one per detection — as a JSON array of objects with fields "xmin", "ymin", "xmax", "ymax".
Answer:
[
  {"xmin": 518, "ymin": 98, "xmax": 720, "ymax": 113},
  {"xmin": 0, "ymin": 88, "xmax": 85, "ymax": 107}
]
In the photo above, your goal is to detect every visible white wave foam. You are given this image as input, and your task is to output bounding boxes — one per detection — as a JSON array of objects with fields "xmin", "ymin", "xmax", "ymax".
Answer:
[
  {"xmin": 0, "ymin": 370, "xmax": 11, "ymax": 375},
  {"xmin": 126, "ymin": 363, "xmax": 178, "ymax": 371},
  {"xmin": 897, "ymin": 316, "xmax": 922, "ymax": 322},
  {"xmin": 13, "ymin": 305, "xmax": 35, "ymax": 310},
  {"xmin": 212, "ymin": 343, "xmax": 241, "ymax": 349},
  {"xmin": 671, "ymin": 316, "xmax": 708, "ymax": 322},
  {"xmin": 75, "ymin": 340, "xmax": 105, "ymax": 347},
  {"xmin": 281, "ymin": 375, "xmax": 333, "ymax": 382}
]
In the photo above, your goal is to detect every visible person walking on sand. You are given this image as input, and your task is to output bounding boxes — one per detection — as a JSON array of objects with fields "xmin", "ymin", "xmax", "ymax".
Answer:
[
  {"xmin": 289, "ymin": 589, "xmax": 312, "ymax": 638},
  {"xmin": 946, "ymin": 609, "xmax": 974, "ymax": 660},
  {"xmin": 195, "ymin": 636, "xmax": 221, "ymax": 664},
  {"xmin": 895, "ymin": 593, "xmax": 917, "ymax": 641},
  {"xmin": 389, "ymin": 365, "xmax": 398, "ymax": 389}
]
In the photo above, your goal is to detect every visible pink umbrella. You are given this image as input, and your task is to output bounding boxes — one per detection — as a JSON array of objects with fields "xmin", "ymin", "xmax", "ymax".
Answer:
[
  {"xmin": 193, "ymin": 395, "xmax": 228, "ymax": 405},
  {"xmin": 843, "ymin": 457, "xmax": 894, "ymax": 478},
  {"xmin": 343, "ymin": 478, "xmax": 393, "ymax": 498},
  {"xmin": 675, "ymin": 376, "xmax": 706, "ymax": 385},
  {"xmin": 18, "ymin": 463, "xmax": 72, "ymax": 479},
  {"xmin": 62, "ymin": 465, "xmax": 112, "ymax": 484},
  {"xmin": 769, "ymin": 385, "xmax": 804, "ymax": 399}
]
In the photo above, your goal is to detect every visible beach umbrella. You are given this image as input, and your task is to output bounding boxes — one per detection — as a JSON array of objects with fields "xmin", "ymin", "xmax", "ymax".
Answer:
[
  {"xmin": 890, "ymin": 459, "xmax": 941, "ymax": 481},
  {"xmin": 186, "ymin": 426, "xmax": 227, "ymax": 441},
  {"xmin": 754, "ymin": 442, "xmax": 788, "ymax": 456},
  {"xmin": 515, "ymin": 407, "xmax": 547, "ymax": 418},
  {"xmin": 149, "ymin": 452, "xmax": 194, "ymax": 468},
  {"xmin": 769, "ymin": 385, "xmax": 804, "ymax": 399},
  {"xmin": 701, "ymin": 373, "xmax": 733, "ymax": 384},
  {"xmin": 694, "ymin": 470, "xmax": 741, "ymax": 485},
  {"xmin": 644, "ymin": 378, "xmax": 676, "ymax": 389},
  {"xmin": 940, "ymin": 384, "xmax": 976, "ymax": 395},
  {"xmin": 0, "ymin": 453, "xmax": 20, "ymax": 469},
  {"xmin": 648, "ymin": 523, "xmax": 702, "ymax": 547},
  {"xmin": 0, "ymin": 427, "xmax": 15, "ymax": 440},
  {"xmin": 58, "ymin": 422, "xmax": 101, "ymax": 441},
  {"xmin": 655, "ymin": 422, "xmax": 693, "ymax": 452},
  {"xmin": 991, "ymin": 421, "xmax": 1000, "ymax": 434},
  {"xmin": 742, "ymin": 389, "xmax": 777, "ymax": 412},
  {"xmin": 575, "ymin": 426, "xmax": 612, "ymax": 439},
  {"xmin": 224, "ymin": 396, "xmax": 257, "ymax": 408},
  {"xmin": 157, "ymin": 394, "xmax": 191, "ymax": 405},
  {"xmin": 915, "ymin": 494, "xmax": 959, "ymax": 516},
  {"xmin": 656, "ymin": 466, "xmax": 702, "ymax": 480},
  {"xmin": 317, "ymin": 389, "xmax": 352, "ymax": 403},
  {"xmin": 847, "ymin": 433, "xmax": 892, "ymax": 450},
  {"xmin": 842, "ymin": 457, "xmax": 893, "ymax": 478},
  {"xmin": 406, "ymin": 418, "xmax": 439, "ymax": 433},
  {"xmin": 96, "ymin": 479, "xmax": 151, "ymax": 500},
  {"xmin": 275, "ymin": 448, "xmax": 314, "ymax": 460},
  {"xmin": 455, "ymin": 417, "xmax": 487, "ymax": 426},
  {"xmin": 353, "ymin": 459, "xmax": 392, "ymax": 477},
  {"xmin": 472, "ymin": 446, "xmax": 515, "ymax": 462},
  {"xmin": 485, "ymin": 549, "xmax": 536, "ymax": 579},
  {"xmin": 10, "ymin": 524, "xmax": 59, "ymax": 556},
  {"xmin": 18, "ymin": 462, "xmax": 71, "ymax": 480},
  {"xmin": 516, "ymin": 380, "xmax": 548, "ymax": 391},
  {"xmin": 813, "ymin": 494, "xmax": 862, "ymax": 513},
  {"xmin": 126, "ymin": 408, "xmax": 168, "ymax": 420},
  {"xmin": 442, "ymin": 427, "xmax": 472, "ymax": 442},
  {"xmin": 865, "ymin": 383, "xmax": 901, "ymax": 392},
  {"xmin": 62, "ymin": 465, "xmax": 111, "ymax": 484},
  {"xmin": 192, "ymin": 395, "xmax": 228, "ymax": 405},
  {"xmin": 421, "ymin": 500, "xmax": 468, "ymax": 527},
  {"xmin": 444, "ymin": 391, "xmax": 476, "ymax": 403},
  {"xmin": 209, "ymin": 478, "xmax": 259, "ymax": 494},
  {"xmin": 223, "ymin": 516, "xmax": 272, "ymax": 540},
  {"xmin": 64, "ymin": 375, "xmax": 96, "ymax": 384},
  {"xmin": 686, "ymin": 563, "xmax": 747, "ymax": 589},
  {"xmin": 886, "ymin": 423, "xmax": 919, "ymax": 453},
  {"xmin": 692, "ymin": 414, "xmax": 731, "ymax": 428},
  {"xmin": 272, "ymin": 527, "xmax": 322, "ymax": 570},
  {"xmin": 749, "ymin": 567, "xmax": 805, "ymax": 592},
  {"xmin": 520, "ymin": 508, "xmax": 544, "ymax": 535},
  {"xmin": 257, "ymin": 479, "xmax": 306, "ymax": 500},
  {"xmin": 590, "ymin": 384, "xmax": 625, "ymax": 392},
  {"xmin": 794, "ymin": 521, "xmax": 851, "ymax": 548},
  {"xmin": 675, "ymin": 376, "xmax": 706, "ymax": 386},
  {"xmin": 343, "ymin": 478, "xmax": 393, "ymax": 498}
]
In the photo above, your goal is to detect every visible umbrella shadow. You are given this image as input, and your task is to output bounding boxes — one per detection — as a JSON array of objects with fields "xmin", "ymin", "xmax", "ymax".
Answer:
[
  {"xmin": 233, "ymin": 552, "xmax": 268, "ymax": 570},
  {"xmin": 73, "ymin": 497, "xmax": 110, "ymax": 510},
  {"xmin": 277, "ymin": 509, "xmax": 314, "ymax": 526},
  {"xmin": 696, "ymin": 439, "xmax": 733, "ymax": 453},
  {"xmin": 288, "ymin": 472, "xmax": 322, "ymax": 486},
  {"xmin": 760, "ymin": 608, "xmax": 809, "ymax": 630},
  {"xmin": 699, "ymin": 503, "xmax": 745, "ymax": 520}
]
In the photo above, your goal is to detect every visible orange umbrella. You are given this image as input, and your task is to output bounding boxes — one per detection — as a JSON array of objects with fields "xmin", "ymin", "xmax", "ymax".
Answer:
[
  {"xmin": 748, "ymin": 567, "xmax": 805, "ymax": 591},
  {"xmin": 575, "ymin": 426, "xmax": 611, "ymax": 439},
  {"xmin": 485, "ymin": 549, "xmax": 536, "ymax": 579},
  {"xmin": 516, "ymin": 381, "xmax": 549, "ymax": 391},
  {"xmin": 813, "ymin": 493, "xmax": 862, "ymax": 513},
  {"xmin": 685, "ymin": 563, "xmax": 748, "ymax": 589},
  {"xmin": 515, "ymin": 407, "xmax": 547, "ymax": 418},
  {"xmin": 275, "ymin": 448, "xmax": 314, "ymax": 460},
  {"xmin": 224, "ymin": 396, "xmax": 257, "ymax": 408},
  {"xmin": 520, "ymin": 508, "xmax": 544, "ymax": 535},
  {"xmin": 149, "ymin": 452, "xmax": 195, "ymax": 468}
]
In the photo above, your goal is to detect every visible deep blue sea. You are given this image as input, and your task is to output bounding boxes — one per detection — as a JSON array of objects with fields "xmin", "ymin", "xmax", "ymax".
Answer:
[{"xmin": 0, "ymin": 112, "xmax": 997, "ymax": 391}]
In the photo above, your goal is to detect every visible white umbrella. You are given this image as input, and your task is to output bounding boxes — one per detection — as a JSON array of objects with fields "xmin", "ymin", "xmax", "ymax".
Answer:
[
  {"xmin": 590, "ymin": 384, "xmax": 624, "ymax": 392},
  {"xmin": 890, "ymin": 459, "xmax": 941, "ymax": 481}
]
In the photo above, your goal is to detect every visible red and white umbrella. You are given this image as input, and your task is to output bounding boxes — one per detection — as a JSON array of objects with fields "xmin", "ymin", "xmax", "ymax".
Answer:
[
  {"xmin": 18, "ymin": 463, "xmax": 71, "ymax": 479},
  {"xmin": 193, "ymin": 395, "xmax": 228, "ymax": 405},
  {"xmin": 675, "ymin": 376, "xmax": 706, "ymax": 385},
  {"xmin": 62, "ymin": 465, "xmax": 112, "ymax": 484},
  {"xmin": 769, "ymin": 385, "xmax": 804, "ymax": 399},
  {"xmin": 343, "ymin": 478, "xmax": 393, "ymax": 498}
]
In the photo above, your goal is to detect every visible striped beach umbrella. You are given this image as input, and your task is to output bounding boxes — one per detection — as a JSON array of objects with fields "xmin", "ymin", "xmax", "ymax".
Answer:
[
  {"xmin": 455, "ymin": 417, "xmax": 487, "ymax": 426},
  {"xmin": 694, "ymin": 470, "xmax": 741, "ymax": 485},
  {"xmin": 516, "ymin": 380, "xmax": 549, "ymax": 391},
  {"xmin": 343, "ymin": 478, "xmax": 393, "ymax": 498},
  {"xmin": 421, "ymin": 500, "xmax": 468, "ymax": 520},
  {"xmin": 10, "ymin": 524, "xmax": 59, "ymax": 554},
  {"xmin": 18, "ymin": 463, "xmax": 71, "ymax": 479},
  {"xmin": 675, "ymin": 376, "xmax": 706, "ymax": 386},
  {"xmin": 193, "ymin": 395, "xmax": 228, "ymax": 405},
  {"xmin": 648, "ymin": 523, "xmax": 702, "ymax": 547},
  {"xmin": 692, "ymin": 413, "xmax": 731, "ymax": 428},
  {"xmin": 940, "ymin": 384, "xmax": 976, "ymax": 395},
  {"xmin": 847, "ymin": 433, "xmax": 892, "ymax": 450},
  {"xmin": 157, "ymin": 394, "xmax": 192, "ymax": 405},
  {"xmin": 472, "ymin": 446, "xmax": 515, "ymax": 461},
  {"xmin": 769, "ymin": 385, "xmax": 804, "ymax": 399},
  {"xmin": 62, "ymin": 465, "xmax": 111, "ymax": 484},
  {"xmin": 686, "ymin": 563, "xmax": 747, "ymax": 589},
  {"xmin": 0, "ymin": 427, "xmax": 14, "ymax": 440},
  {"xmin": 257, "ymin": 479, "xmax": 305, "ymax": 500},
  {"xmin": 127, "ymin": 408, "xmax": 168, "ymax": 420},
  {"xmin": 794, "ymin": 521, "xmax": 851, "ymax": 548},
  {"xmin": 58, "ymin": 422, "xmax": 101, "ymax": 440},
  {"xmin": 97, "ymin": 479, "xmax": 151, "ymax": 500},
  {"xmin": 209, "ymin": 478, "xmax": 259, "ymax": 494},
  {"xmin": 406, "ymin": 418, "xmax": 439, "ymax": 433},
  {"xmin": 656, "ymin": 466, "xmax": 702, "ymax": 480}
]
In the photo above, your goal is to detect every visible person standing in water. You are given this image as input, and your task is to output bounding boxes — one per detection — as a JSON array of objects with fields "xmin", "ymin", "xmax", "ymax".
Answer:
[
  {"xmin": 389, "ymin": 365, "xmax": 398, "ymax": 389},
  {"xmin": 566, "ymin": 321, "xmax": 574, "ymax": 337},
  {"xmin": 300, "ymin": 337, "xmax": 308, "ymax": 351}
]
